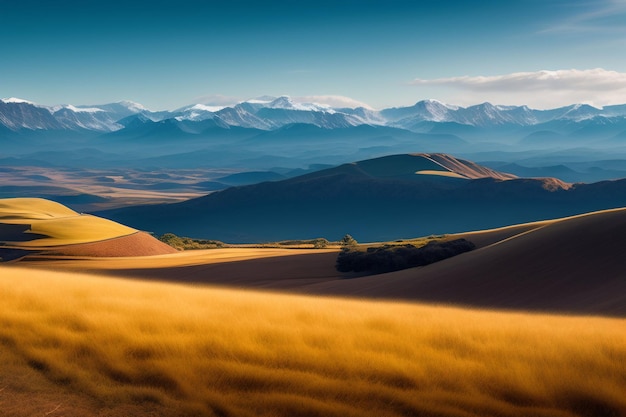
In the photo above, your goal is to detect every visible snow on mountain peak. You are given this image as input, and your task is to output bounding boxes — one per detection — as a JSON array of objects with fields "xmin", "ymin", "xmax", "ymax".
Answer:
[
  {"xmin": 244, "ymin": 98, "xmax": 273, "ymax": 104},
  {"xmin": 268, "ymin": 96, "xmax": 295, "ymax": 108},
  {"xmin": 117, "ymin": 100, "xmax": 147, "ymax": 112},
  {"xmin": 2, "ymin": 97, "xmax": 35, "ymax": 104},
  {"xmin": 190, "ymin": 104, "xmax": 224, "ymax": 112},
  {"xmin": 65, "ymin": 104, "xmax": 104, "ymax": 113},
  {"xmin": 265, "ymin": 96, "xmax": 335, "ymax": 113},
  {"xmin": 174, "ymin": 104, "xmax": 224, "ymax": 121},
  {"xmin": 423, "ymin": 98, "xmax": 453, "ymax": 108}
]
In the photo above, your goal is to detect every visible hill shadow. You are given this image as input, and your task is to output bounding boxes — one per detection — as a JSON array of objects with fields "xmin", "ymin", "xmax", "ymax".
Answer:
[{"xmin": 0, "ymin": 223, "xmax": 48, "ymax": 242}]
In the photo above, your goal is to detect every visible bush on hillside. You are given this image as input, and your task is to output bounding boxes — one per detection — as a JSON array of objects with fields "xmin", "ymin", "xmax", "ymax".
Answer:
[
  {"xmin": 275, "ymin": 238, "xmax": 330, "ymax": 248},
  {"xmin": 158, "ymin": 233, "xmax": 225, "ymax": 251},
  {"xmin": 336, "ymin": 239, "xmax": 475, "ymax": 274},
  {"xmin": 340, "ymin": 234, "xmax": 358, "ymax": 248}
]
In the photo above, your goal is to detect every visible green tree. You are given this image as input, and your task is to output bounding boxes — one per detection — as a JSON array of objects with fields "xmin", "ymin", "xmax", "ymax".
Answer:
[{"xmin": 340, "ymin": 234, "xmax": 358, "ymax": 249}]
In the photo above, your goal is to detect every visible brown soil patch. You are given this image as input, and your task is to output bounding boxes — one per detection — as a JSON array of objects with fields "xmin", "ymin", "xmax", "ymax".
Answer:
[{"xmin": 45, "ymin": 232, "xmax": 177, "ymax": 257}]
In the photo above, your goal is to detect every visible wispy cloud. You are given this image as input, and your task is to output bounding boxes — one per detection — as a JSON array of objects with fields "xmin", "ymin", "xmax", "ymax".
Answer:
[
  {"xmin": 411, "ymin": 69, "xmax": 626, "ymax": 91},
  {"xmin": 188, "ymin": 94, "xmax": 372, "ymax": 109},
  {"xmin": 293, "ymin": 95, "xmax": 373, "ymax": 109},
  {"xmin": 410, "ymin": 68, "xmax": 626, "ymax": 108},
  {"xmin": 541, "ymin": 0, "xmax": 626, "ymax": 34}
]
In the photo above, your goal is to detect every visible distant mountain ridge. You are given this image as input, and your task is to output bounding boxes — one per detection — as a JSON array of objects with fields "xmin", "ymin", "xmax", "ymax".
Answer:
[
  {"xmin": 98, "ymin": 153, "xmax": 626, "ymax": 243},
  {"xmin": 3, "ymin": 96, "xmax": 626, "ymax": 134},
  {"xmin": 5, "ymin": 96, "xmax": 626, "ymax": 174}
]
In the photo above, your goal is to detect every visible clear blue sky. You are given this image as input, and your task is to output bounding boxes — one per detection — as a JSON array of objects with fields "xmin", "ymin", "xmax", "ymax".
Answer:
[{"xmin": 2, "ymin": 0, "xmax": 626, "ymax": 110}]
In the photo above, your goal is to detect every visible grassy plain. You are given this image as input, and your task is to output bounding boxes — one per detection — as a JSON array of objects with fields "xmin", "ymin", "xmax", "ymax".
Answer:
[{"xmin": 1, "ymin": 266, "xmax": 625, "ymax": 417}]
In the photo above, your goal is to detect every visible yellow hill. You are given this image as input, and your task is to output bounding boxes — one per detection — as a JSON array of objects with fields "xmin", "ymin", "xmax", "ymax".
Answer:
[
  {"xmin": 0, "ymin": 197, "xmax": 79, "ymax": 220},
  {"xmin": 0, "ymin": 198, "xmax": 176, "ymax": 259},
  {"xmin": 0, "ymin": 197, "xmax": 136, "ymax": 248}
]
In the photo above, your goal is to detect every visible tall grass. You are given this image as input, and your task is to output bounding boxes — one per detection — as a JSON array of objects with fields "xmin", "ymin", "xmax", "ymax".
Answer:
[{"xmin": 1, "ymin": 266, "xmax": 625, "ymax": 417}]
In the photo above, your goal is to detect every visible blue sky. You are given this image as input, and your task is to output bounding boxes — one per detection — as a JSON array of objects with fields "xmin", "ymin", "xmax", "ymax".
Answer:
[{"xmin": 1, "ymin": 0, "xmax": 626, "ymax": 110}]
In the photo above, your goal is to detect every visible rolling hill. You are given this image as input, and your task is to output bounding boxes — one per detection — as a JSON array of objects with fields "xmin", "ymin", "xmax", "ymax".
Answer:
[
  {"xmin": 97, "ymin": 153, "xmax": 626, "ymax": 243},
  {"xmin": 22, "ymin": 207, "xmax": 626, "ymax": 317},
  {"xmin": 21, "ymin": 208, "xmax": 626, "ymax": 317},
  {"xmin": 304, "ymin": 207, "xmax": 626, "ymax": 315},
  {"xmin": 0, "ymin": 198, "xmax": 176, "ymax": 261}
]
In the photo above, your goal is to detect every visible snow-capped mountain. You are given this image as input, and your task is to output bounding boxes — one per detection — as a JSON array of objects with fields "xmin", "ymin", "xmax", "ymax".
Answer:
[
  {"xmin": 381, "ymin": 99, "xmax": 458, "ymax": 123},
  {"xmin": 213, "ymin": 106, "xmax": 274, "ymax": 130},
  {"xmin": 453, "ymin": 103, "xmax": 538, "ymax": 126},
  {"xmin": 174, "ymin": 104, "xmax": 226, "ymax": 122},
  {"xmin": 172, "ymin": 96, "xmax": 379, "ymax": 130},
  {"xmin": 3, "ymin": 96, "xmax": 626, "ymax": 136},
  {"xmin": 0, "ymin": 98, "xmax": 65, "ymax": 130},
  {"xmin": 382, "ymin": 100, "xmax": 626, "ymax": 129},
  {"xmin": 82, "ymin": 101, "xmax": 150, "ymax": 120},
  {"xmin": 0, "ymin": 98, "xmax": 151, "ymax": 132},
  {"xmin": 51, "ymin": 105, "xmax": 121, "ymax": 132}
]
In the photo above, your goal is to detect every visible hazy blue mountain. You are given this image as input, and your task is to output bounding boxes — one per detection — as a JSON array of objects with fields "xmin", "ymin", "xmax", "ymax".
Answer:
[
  {"xmin": 5, "ymin": 96, "xmax": 626, "ymax": 171},
  {"xmin": 96, "ymin": 153, "xmax": 626, "ymax": 243},
  {"xmin": 215, "ymin": 171, "xmax": 286, "ymax": 186}
]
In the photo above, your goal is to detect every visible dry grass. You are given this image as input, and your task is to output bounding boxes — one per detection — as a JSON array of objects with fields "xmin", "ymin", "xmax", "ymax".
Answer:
[
  {"xmin": 1, "ymin": 266, "xmax": 625, "ymax": 417},
  {"xmin": 415, "ymin": 169, "xmax": 467, "ymax": 178}
]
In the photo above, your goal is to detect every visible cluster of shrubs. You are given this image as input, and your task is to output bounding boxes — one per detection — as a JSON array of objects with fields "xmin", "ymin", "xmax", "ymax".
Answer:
[
  {"xmin": 336, "ymin": 239, "xmax": 475, "ymax": 274},
  {"xmin": 158, "ymin": 234, "xmax": 332, "ymax": 250},
  {"xmin": 275, "ymin": 238, "xmax": 330, "ymax": 248},
  {"xmin": 158, "ymin": 233, "xmax": 226, "ymax": 251}
]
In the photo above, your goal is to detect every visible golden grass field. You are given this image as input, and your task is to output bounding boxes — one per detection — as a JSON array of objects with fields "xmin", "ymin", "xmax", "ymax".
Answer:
[{"xmin": 1, "ymin": 266, "xmax": 625, "ymax": 417}]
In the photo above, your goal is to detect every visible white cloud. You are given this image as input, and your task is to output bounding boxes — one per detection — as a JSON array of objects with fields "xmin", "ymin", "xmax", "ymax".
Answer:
[
  {"xmin": 293, "ymin": 95, "xmax": 373, "ymax": 109},
  {"xmin": 189, "ymin": 94, "xmax": 372, "ymax": 109},
  {"xmin": 410, "ymin": 68, "xmax": 626, "ymax": 109}
]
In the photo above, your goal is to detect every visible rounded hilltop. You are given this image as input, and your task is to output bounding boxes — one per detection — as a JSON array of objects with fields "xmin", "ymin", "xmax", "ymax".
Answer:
[{"xmin": 0, "ymin": 198, "xmax": 176, "ymax": 261}]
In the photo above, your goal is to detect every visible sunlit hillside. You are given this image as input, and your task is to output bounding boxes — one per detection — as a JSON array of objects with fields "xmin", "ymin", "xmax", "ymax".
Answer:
[
  {"xmin": 0, "ymin": 198, "xmax": 175, "ymax": 260},
  {"xmin": 0, "ymin": 198, "xmax": 136, "ymax": 247},
  {"xmin": 1, "ymin": 266, "xmax": 625, "ymax": 417}
]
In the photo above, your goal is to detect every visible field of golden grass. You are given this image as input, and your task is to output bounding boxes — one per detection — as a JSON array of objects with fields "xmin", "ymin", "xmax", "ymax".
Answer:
[{"xmin": 1, "ymin": 266, "xmax": 625, "ymax": 417}]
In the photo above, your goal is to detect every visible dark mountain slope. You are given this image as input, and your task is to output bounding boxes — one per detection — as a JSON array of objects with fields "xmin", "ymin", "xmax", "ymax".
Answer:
[{"xmin": 96, "ymin": 153, "xmax": 626, "ymax": 242}]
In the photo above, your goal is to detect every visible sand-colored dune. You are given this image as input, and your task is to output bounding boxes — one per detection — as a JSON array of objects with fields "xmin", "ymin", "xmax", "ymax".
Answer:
[
  {"xmin": 0, "ymin": 197, "xmax": 175, "ymax": 259},
  {"xmin": 305, "ymin": 208, "xmax": 626, "ymax": 315}
]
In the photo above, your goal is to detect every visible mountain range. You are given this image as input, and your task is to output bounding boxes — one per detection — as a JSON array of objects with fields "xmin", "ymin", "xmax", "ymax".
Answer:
[
  {"xmin": 4, "ymin": 95, "xmax": 626, "ymax": 173},
  {"xmin": 98, "ymin": 153, "xmax": 626, "ymax": 242},
  {"xmin": 4, "ymin": 96, "xmax": 626, "ymax": 134}
]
